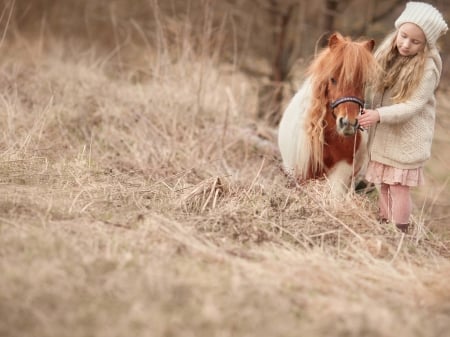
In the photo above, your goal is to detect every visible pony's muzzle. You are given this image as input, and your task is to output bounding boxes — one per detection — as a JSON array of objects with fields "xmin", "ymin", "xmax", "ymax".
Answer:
[{"xmin": 337, "ymin": 116, "xmax": 359, "ymax": 136}]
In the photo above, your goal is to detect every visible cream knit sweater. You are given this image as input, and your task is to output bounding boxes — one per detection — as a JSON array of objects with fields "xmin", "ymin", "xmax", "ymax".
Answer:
[{"xmin": 367, "ymin": 48, "xmax": 442, "ymax": 169}]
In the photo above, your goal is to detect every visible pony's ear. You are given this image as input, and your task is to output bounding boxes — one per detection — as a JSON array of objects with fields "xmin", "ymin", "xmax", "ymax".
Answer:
[
  {"xmin": 328, "ymin": 33, "xmax": 343, "ymax": 49},
  {"xmin": 363, "ymin": 39, "xmax": 375, "ymax": 52}
]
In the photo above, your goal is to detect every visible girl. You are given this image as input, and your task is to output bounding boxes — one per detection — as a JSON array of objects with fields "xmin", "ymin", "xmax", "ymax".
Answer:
[{"xmin": 358, "ymin": 2, "xmax": 448, "ymax": 233}]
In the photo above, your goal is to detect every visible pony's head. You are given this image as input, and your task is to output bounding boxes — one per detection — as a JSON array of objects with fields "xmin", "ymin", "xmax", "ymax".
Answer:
[{"xmin": 308, "ymin": 33, "xmax": 377, "ymax": 137}]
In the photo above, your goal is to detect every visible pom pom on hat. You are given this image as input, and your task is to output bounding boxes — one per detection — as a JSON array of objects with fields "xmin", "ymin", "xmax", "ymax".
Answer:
[{"xmin": 395, "ymin": 1, "xmax": 448, "ymax": 47}]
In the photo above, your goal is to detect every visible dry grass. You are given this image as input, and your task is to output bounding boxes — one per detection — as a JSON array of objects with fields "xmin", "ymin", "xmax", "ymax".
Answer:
[{"xmin": 1, "ymin": 3, "xmax": 450, "ymax": 337}]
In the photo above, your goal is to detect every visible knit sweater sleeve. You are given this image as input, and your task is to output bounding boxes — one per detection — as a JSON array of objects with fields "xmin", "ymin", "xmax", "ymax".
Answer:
[{"xmin": 377, "ymin": 65, "xmax": 439, "ymax": 124}]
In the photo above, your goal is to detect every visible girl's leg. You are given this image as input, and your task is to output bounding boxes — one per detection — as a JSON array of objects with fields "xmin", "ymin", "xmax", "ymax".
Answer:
[
  {"xmin": 389, "ymin": 184, "xmax": 412, "ymax": 228},
  {"xmin": 378, "ymin": 183, "xmax": 390, "ymax": 221}
]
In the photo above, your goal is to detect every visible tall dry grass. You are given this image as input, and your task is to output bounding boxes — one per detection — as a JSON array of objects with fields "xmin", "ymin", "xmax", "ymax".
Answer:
[{"xmin": 1, "ymin": 2, "xmax": 450, "ymax": 337}]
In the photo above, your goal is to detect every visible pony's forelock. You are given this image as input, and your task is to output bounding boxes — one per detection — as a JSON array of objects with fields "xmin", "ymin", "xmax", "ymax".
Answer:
[{"xmin": 309, "ymin": 38, "xmax": 378, "ymax": 91}]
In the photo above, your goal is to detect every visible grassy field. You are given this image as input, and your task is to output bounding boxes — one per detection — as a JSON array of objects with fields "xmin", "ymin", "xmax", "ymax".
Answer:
[{"xmin": 1, "ymin": 7, "xmax": 450, "ymax": 337}]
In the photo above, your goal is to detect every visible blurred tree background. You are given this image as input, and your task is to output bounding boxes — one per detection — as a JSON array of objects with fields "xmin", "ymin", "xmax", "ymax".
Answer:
[{"xmin": 1, "ymin": 0, "xmax": 449, "ymax": 124}]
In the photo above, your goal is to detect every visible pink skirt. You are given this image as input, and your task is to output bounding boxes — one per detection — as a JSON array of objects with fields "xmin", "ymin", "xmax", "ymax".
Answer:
[{"xmin": 365, "ymin": 161, "xmax": 424, "ymax": 187}]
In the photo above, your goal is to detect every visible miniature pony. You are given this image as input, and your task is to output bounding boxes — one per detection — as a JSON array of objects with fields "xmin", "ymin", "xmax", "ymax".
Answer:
[{"xmin": 278, "ymin": 32, "xmax": 378, "ymax": 196}]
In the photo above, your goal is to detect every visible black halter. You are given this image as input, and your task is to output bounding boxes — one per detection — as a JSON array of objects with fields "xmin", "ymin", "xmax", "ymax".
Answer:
[
  {"xmin": 330, "ymin": 96, "xmax": 364, "ymax": 110},
  {"xmin": 330, "ymin": 96, "xmax": 365, "ymax": 131}
]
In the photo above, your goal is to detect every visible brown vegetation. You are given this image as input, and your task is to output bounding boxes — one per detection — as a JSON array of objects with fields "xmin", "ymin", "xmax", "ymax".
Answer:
[{"xmin": 1, "ymin": 1, "xmax": 450, "ymax": 336}]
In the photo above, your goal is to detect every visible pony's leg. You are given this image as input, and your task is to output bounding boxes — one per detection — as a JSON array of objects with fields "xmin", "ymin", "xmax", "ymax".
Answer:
[
  {"xmin": 378, "ymin": 183, "xmax": 390, "ymax": 221},
  {"xmin": 327, "ymin": 161, "xmax": 352, "ymax": 197}
]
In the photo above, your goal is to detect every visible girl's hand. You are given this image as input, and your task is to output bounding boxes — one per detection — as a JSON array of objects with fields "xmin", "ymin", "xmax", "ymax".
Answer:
[{"xmin": 359, "ymin": 109, "xmax": 380, "ymax": 129}]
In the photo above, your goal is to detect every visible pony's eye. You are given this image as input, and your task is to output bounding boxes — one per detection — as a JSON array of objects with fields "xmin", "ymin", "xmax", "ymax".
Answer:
[{"xmin": 330, "ymin": 78, "xmax": 337, "ymax": 85}]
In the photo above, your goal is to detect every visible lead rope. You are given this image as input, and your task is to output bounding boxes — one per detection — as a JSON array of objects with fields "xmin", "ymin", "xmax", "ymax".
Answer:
[
  {"xmin": 350, "ymin": 106, "xmax": 365, "ymax": 194},
  {"xmin": 350, "ymin": 131, "xmax": 358, "ymax": 194}
]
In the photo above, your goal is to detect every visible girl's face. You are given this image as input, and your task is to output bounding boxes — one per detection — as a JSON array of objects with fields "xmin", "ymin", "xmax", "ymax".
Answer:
[{"xmin": 396, "ymin": 23, "xmax": 426, "ymax": 56}]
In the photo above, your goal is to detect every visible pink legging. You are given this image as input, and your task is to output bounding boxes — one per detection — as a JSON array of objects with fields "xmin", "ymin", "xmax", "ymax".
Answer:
[{"xmin": 378, "ymin": 183, "xmax": 412, "ymax": 224}]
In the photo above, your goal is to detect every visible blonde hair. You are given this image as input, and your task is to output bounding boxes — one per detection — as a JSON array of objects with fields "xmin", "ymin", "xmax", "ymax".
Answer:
[{"xmin": 374, "ymin": 31, "xmax": 427, "ymax": 102}]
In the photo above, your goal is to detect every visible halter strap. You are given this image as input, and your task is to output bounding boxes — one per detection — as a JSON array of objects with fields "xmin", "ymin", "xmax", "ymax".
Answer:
[{"xmin": 330, "ymin": 96, "xmax": 364, "ymax": 109}]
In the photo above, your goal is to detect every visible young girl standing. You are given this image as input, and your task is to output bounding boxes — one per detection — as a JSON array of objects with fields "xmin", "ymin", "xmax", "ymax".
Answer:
[{"xmin": 358, "ymin": 2, "xmax": 448, "ymax": 233}]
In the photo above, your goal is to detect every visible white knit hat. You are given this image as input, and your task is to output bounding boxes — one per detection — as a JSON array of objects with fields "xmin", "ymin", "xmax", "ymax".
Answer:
[{"xmin": 395, "ymin": 1, "xmax": 448, "ymax": 47}]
